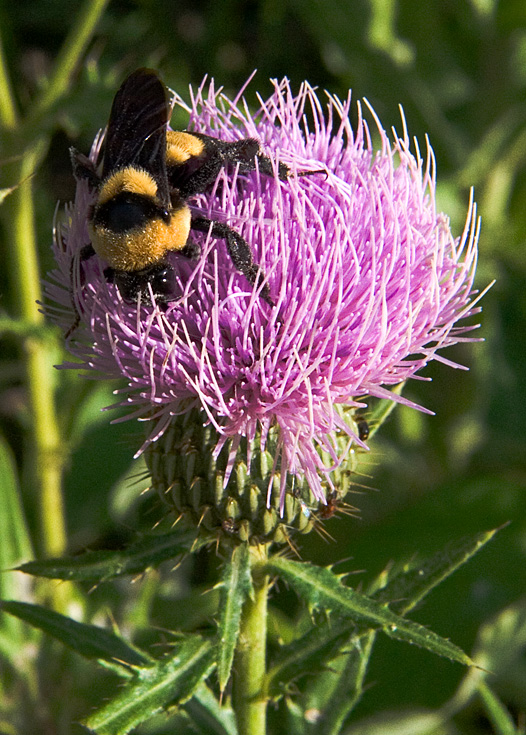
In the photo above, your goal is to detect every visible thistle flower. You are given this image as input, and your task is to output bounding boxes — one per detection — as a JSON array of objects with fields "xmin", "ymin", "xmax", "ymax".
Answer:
[{"xmin": 45, "ymin": 77, "xmax": 481, "ymax": 542}]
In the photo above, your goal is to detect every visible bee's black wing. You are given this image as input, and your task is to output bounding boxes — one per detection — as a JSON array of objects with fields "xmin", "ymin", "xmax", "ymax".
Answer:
[{"xmin": 102, "ymin": 68, "xmax": 171, "ymax": 204}]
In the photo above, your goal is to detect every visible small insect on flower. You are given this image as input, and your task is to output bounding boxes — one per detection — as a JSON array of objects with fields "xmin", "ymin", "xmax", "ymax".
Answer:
[
  {"xmin": 355, "ymin": 416, "xmax": 370, "ymax": 442},
  {"xmin": 69, "ymin": 68, "xmax": 318, "ymax": 308}
]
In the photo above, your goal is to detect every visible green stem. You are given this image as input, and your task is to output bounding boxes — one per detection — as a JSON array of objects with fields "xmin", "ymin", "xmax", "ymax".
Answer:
[
  {"xmin": 0, "ymin": 0, "xmax": 109, "ymax": 565},
  {"xmin": 0, "ymin": 32, "xmax": 18, "ymax": 130},
  {"xmin": 6, "ymin": 142, "xmax": 46, "ymax": 320},
  {"xmin": 2, "ymin": 142, "xmax": 67, "ymax": 559},
  {"xmin": 477, "ymin": 680, "xmax": 517, "ymax": 735},
  {"xmin": 233, "ymin": 545, "xmax": 269, "ymax": 735},
  {"xmin": 30, "ymin": 0, "xmax": 110, "ymax": 123}
]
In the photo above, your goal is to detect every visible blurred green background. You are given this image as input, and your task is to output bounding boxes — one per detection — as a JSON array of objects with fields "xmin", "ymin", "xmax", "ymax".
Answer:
[{"xmin": 0, "ymin": 0, "xmax": 525, "ymax": 732}]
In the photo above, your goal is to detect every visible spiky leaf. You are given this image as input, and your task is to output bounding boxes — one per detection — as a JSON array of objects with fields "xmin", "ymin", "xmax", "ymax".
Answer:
[
  {"xmin": 183, "ymin": 683, "xmax": 238, "ymax": 735},
  {"xmin": 217, "ymin": 543, "xmax": 253, "ymax": 692},
  {"xmin": 0, "ymin": 601, "xmax": 150, "ymax": 671},
  {"xmin": 305, "ymin": 631, "xmax": 375, "ymax": 735},
  {"xmin": 16, "ymin": 530, "xmax": 196, "ymax": 582},
  {"xmin": 266, "ymin": 617, "xmax": 358, "ymax": 698},
  {"xmin": 366, "ymin": 384, "xmax": 405, "ymax": 438},
  {"xmin": 263, "ymin": 558, "xmax": 473, "ymax": 666},
  {"xmin": 83, "ymin": 636, "xmax": 215, "ymax": 735},
  {"xmin": 0, "ymin": 185, "xmax": 17, "ymax": 204},
  {"xmin": 373, "ymin": 527, "xmax": 500, "ymax": 614}
]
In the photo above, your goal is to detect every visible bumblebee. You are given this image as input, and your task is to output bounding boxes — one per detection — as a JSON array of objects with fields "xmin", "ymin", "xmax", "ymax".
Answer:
[{"xmin": 70, "ymin": 68, "xmax": 305, "ymax": 306}]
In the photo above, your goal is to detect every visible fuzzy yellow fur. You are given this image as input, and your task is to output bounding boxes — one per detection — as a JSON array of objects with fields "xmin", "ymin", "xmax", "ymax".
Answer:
[
  {"xmin": 98, "ymin": 167, "xmax": 158, "ymax": 205},
  {"xmin": 90, "ymin": 207, "xmax": 191, "ymax": 271},
  {"xmin": 166, "ymin": 131, "xmax": 205, "ymax": 165}
]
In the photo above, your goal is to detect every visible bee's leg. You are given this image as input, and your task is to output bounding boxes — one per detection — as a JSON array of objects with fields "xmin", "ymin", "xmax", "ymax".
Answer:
[
  {"xmin": 108, "ymin": 264, "xmax": 176, "ymax": 304},
  {"xmin": 179, "ymin": 239, "xmax": 201, "ymax": 260},
  {"xmin": 69, "ymin": 148, "xmax": 101, "ymax": 189},
  {"xmin": 202, "ymin": 136, "xmax": 291, "ymax": 181},
  {"xmin": 171, "ymin": 134, "xmax": 325, "ymax": 198},
  {"xmin": 191, "ymin": 216, "xmax": 273, "ymax": 305},
  {"xmin": 215, "ymin": 138, "xmax": 290, "ymax": 180},
  {"xmin": 213, "ymin": 138, "xmax": 325, "ymax": 181},
  {"xmin": 173, "ymin": 136, "xmax": 289, "ymax": 198},
  {"xmin": 80, "ymin": 244, "xmax": 96, "ymax": 260}
]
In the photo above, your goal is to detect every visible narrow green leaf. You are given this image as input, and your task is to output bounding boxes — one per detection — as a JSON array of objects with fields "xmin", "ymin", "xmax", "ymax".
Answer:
[
  {"xmin": 217, "ymin": 543, "xmax": 253, "ymax": 693},
  {"xmin": 0, "ymin": 184, "xmax": 17, "ymax": 204},
  {"xmin": 264, "ymin": 558, "xmax": 473, "ymax": 667},
  {"xmin": 266, "ymin": 617, "xmax": 357, "ymax": 698},
  {"xmin": 16, "ymin": 529, "xmax": 193, "ymax": 582},
  {"xmin": 84, "ymin": 636, "xmax": 215, "ymax": 735},
  {"xmin": 0, "ymin": 436, "xmax": 35, "ymax": 662},
  {"xmin": 343, "ymin": 708, "xmax": 451, "ymax": 735},
  {"xmin": 472, "ymin": 599, "xmax": 526, "ymax": 681},
  {"xmin": 312, "ymin": 631, "xmax": 375, "ymax": 735},
  {"xmin": 367, "ymin": 382, "xmax": 405, "ymax": 438},
  {"xmin": 0, "ymin": 601, "xmax": 150, "ymax": 669},
  {"xmin": 477, "ymin": 680, "xmax": 519, "ymax": 735},
  {"xmin": 183, "ymin": 683, "xmax": 238, "ymax": 735},
  {"xmin": 0, "ymin": 435, "xmax": 33, "ymax": 568},
  {"xmin": 374, "ymin": 527, "xmax": 500, "ymax": 615},
  {"xmin": 0, "ymin": 315, "xmax": 55, "ymax": 339}
]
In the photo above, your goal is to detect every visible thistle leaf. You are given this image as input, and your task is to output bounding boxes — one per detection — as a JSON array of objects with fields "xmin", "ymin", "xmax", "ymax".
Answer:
[
  {"xmin": 16, "ymin": 530, "xmax": 195, "ymax": 582},
  {"xmin": 0, "ymin": 185, "xmax": 17, "ymax": 204},
  {"xmin": 183, "ymin": 683, "xmax": 238, "ymax": 735},
  {"xmin": 264, "ymin": 557, "xmax": 474, "ymax": 666},
  {"xmin": 0, "ymin": 437, "xmax": 33, "ymax": 567},
  {"xmin": 373, "ymin": 527, "xmax": 500, "ymax": 615},
  {"xmin": 0, "ymin": 600, "xmax": 150, "ymax": 670},
  {"xmin": 367, "ymin": 383, "xmax": 405, "ymax": 438},
  {"xmin": 217, "ymin": 543, "xmax": 253, "ymax": 692},
  {"xmin": 83, "ymin": 636, "xmax": 215, "ymax": 735},
  {"xmin": 304, "ymin": 630, "xmax": 375, "ymax": 735},
  {"xmin": 266, "ymin": 617, "xmax": 357, "ymax": 698}
]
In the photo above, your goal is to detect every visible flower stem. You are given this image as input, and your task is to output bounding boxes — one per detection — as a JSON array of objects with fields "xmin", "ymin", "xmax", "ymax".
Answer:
[
  {"xmin": 29, "ymin": 0, "xmax": 110, "ymax": 124},
  {"xmin": 2, "ymin": 141, "xmax": 67, "ymax": 560},
  {"xmin": 0, "ymin": 33, "xmax": 18, "ymax": 130},
  {"xmin": 233, "ymin": 545, "xmax": 269, "ymax": 735},
  {"xmin": 0, "ymin": 0, "xmax": 108, "ymax": 566}
]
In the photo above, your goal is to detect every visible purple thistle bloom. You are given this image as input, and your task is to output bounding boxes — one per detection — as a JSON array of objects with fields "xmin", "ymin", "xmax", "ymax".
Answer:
[{"xmin": 46, "ymin": 77, "xmax": 482, "ymax": 510}]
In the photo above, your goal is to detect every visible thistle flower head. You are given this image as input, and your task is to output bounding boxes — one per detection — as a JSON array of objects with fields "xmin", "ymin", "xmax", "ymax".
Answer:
[{"xmin": 46, "ymin": 77, "xmax": 481, "ymax": 537}]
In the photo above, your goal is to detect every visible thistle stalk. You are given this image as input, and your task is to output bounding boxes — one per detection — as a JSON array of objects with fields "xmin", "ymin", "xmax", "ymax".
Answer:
[{"xmin": 233, "ymin": 545, "xmax": 269, "ymax": 735}]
